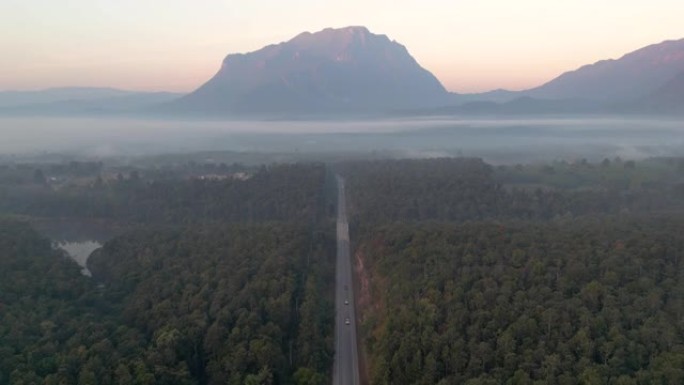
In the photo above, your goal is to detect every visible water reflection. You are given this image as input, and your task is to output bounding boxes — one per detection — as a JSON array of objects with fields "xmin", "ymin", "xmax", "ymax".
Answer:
[
  {"xmin": 57, "ymin": 240, "xmax": 102, "ymax": 276},
  {"xmin": 32, "ymin": 219, "xmax": 119, "ymax": 277}
]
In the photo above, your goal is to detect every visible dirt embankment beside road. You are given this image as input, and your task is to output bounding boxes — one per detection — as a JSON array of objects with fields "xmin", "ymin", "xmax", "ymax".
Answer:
[{"xmin": 353, "ymin": 240, "xmax": 389, "ymax": 385}]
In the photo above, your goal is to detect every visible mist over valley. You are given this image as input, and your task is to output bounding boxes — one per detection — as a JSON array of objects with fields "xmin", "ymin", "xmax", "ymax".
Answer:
[{"xmin": 1, "ymin": 116, "xmax": 683, "ymax": 165}]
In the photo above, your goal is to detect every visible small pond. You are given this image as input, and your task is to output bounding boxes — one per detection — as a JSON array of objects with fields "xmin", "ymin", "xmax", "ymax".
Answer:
[
  {"xmin": 56, "ymin": 240, "xmax": 102, "ymax": 276},
  {"xmin": 31, "ymin": 218, "xmax": 123, "ymax": 277}
]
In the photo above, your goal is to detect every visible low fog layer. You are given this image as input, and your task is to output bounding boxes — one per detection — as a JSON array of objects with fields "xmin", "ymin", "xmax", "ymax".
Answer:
[{"xmin": 1, "ymin": 116, "xmax": 683, "ymax": 163}]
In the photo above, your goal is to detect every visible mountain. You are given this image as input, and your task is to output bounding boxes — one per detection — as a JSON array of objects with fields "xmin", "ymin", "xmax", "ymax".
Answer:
[
  {"xmin": 5, "ymin": 33, "xmax": 682, "ymax": 118},
  {"xmin": 0, "ymin": 88, "xmax": 183, "ymax": 116},
  {"xmin": 630, "ymin": 71, "xmax": 684, "ymax": 114},
  {"xmin": 0, "ymin": 88, "xmax": 134, "ymax": 108},
  {"xmin": 528, "ymin": 39, "xmax": 684, "ymax": 102},
  {"xmin": 404, "ymin": 96, "xmax": 604, "ymax": 117},
  {"xmin": 170, "ymin": 26, "xmax": 450, "ymax": 116}
]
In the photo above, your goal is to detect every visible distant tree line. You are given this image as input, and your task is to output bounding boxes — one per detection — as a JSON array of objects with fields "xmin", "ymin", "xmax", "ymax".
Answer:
[
  {"xmin": 0, "ymin": 163, "xmax": 327, "ymax": 225},
  {"xmin": 340, "ymin": 157, "xmax": 684, "ymax": 225}
]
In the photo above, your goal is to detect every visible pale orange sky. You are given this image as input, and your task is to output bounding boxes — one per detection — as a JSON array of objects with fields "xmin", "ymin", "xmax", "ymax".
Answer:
[{"xmin": 1, "ymin": 0, "xmax": 683, "ymax": 93}]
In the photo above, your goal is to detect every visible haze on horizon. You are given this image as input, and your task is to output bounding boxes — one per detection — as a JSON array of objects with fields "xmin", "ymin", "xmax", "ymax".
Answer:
[{"xmin": 2, "ymin": 0, "xmax": 683, "ymax": 94}]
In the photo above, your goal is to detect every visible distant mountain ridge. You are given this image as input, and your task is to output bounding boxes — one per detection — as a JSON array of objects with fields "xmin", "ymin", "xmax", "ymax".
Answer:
[
  {"xmin": 630, "ymin": 71, "xmax": 684, "ymax": 114},
  {"xmin": 432, "ymin": 38, "xmax": 684, "ymax": 116},
  {"xmin": 2, "ymin": 32, "xmax": 683, "ymax": 117},
  {"xmin": 170, "ymin": 26, "xmax": 451, "ymax": 115},
  {"xmin": 0, "ymin": 88, "xmax": 183, "ymax": 116},
  {"xmin": 0, "ymin": 88, "xmax": 136, "ymax": 108},
  {"xmin": 527, "ymin": 39, "xmax": 684, "ymax": 102},
  {"xmin": 172, "ymin": 29, "xmax": 684, "ymax": 116}
]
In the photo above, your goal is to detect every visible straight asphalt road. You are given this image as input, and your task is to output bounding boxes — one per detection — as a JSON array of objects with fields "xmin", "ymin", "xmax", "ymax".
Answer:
[{"xmin": 333, "ymin": 175, "xmax": 361, "ymax": 385}]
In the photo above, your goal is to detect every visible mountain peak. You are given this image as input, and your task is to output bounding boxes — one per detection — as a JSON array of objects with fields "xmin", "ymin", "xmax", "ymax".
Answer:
[
  {"xmin": 274, "ymin": 26, "xmax": 393, "ymax": 61},
  {"xmin": 317, "ymin": 25, "xmax": 371, "ymax": 35},
  {"xmin": 174, "ymin": 27, "xmax": 448, "ymax": 115},
  {"xmin": 293, "ymin": 25, "xmax": 369, "ymax": 36},
  {"xmin": 340, "ymin": 25, "xmax": 370, "ymax": 33}
]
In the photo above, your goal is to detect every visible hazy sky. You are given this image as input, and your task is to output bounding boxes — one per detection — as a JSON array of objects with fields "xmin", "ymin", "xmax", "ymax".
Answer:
[{"xmin": 1, "ymin": 0, "xmax": 683, "ymax": 93}]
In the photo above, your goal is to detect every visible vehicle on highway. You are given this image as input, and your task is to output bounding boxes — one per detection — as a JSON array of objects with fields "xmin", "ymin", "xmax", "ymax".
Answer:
[
  {"xmin": 344, "ymin": 299, "xmax": 349, "ymax": 305},
  {"xmin": 345, "ymin": 318, "xmax": 350, "ymax": 325}
]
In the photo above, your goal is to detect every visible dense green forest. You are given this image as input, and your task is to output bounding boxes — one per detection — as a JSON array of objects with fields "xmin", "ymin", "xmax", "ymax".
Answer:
[
  {"xmin": 0, "ymin": 159, "xmax": 335, "ymax": 384},
  {"xmin": 340, "ymin": 157, "xmax": 684, "ymax": 384},
  {"xmin": 0, "ymin": 220, "xmax": 334, "ymax": 385},
  {"xmin": 0, "ymin": 219, "xmax": 147, "ymax": 385},
  {"xmin": 340, "ymin": 157, "xmax": 684, "ymax": 224},
  {"xmin": 3, "ymin": 155, "xmax": 684, "ymax": 385},
  {"xmin": 356, "ymin": 217, "xmax": 684, "ymax": 384},
  {"xmin": 90, "ymin": 223, "xmax": 335, "ymax": 385}
]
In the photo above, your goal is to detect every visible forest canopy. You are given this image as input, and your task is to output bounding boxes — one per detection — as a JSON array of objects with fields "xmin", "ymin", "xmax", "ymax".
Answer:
[
  {"xmin": 340, "ymin": 157, "xmax": 684, "ymax": 385},
  {"xmin": 2, "ymin": 156, "xmax": 684, "ymax": 384}
]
